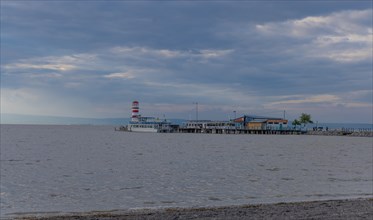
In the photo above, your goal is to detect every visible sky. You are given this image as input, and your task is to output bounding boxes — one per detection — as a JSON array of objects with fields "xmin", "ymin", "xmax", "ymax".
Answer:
[{"xmin": 1, "ymin": 1, "xmax": 372, "ymax": 123}]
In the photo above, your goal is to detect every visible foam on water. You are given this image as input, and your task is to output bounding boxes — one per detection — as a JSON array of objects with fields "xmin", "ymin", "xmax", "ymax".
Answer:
[{"xmin": 1, "ymin": 125, "xmax": 372, "ymax": 217}]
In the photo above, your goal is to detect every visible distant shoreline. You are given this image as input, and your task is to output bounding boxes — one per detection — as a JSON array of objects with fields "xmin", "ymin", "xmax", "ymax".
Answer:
[{"xmin": 8, "ymin": 198, "xmax": 373, "ymax": 220}]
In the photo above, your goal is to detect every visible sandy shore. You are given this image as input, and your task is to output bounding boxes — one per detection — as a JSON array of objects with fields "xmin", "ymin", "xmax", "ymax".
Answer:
[{"xmin": 9, "ymin": 198, "xmax": 372, "ymax": 220}]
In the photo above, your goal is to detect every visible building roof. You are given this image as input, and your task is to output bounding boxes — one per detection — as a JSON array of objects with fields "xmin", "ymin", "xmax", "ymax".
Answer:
[
  {"xmin": 244, "ymin": 115, "xmax": 283, "ymax": 120},
  {"xmin": 186, "ymin": 120, "xmax": 233, "ymax": 123},
  {"xmin": 250, "ymin": 119, "xmax": 268, "ymax": 123}
]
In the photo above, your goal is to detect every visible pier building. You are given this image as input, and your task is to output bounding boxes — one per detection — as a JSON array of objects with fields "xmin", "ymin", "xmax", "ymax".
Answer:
[
  {"xmin": 233, "ymin": 115, "xmax": 288, "ymax": 130},
  {"xmin": 177, "ymin": 116, "xmax": 292, "ymax": 134}
]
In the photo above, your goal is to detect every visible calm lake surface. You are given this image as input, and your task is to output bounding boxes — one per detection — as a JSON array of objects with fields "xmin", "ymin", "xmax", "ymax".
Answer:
[{"xmin": 1, "ymin": 125, "xmax": 372, "ymax": 216}]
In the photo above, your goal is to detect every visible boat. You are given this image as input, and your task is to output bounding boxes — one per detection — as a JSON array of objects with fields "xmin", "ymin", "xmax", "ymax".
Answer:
[
  {"xmin": 124, "ymin": 101, "xmax": 173, "ymax": 133},
  {"xmin": 127, "ymin": 117, "xmax": 172, "ymax": 133}
]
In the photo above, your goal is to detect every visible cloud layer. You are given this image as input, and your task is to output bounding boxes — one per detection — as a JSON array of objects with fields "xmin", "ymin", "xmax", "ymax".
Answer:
[
  {"xmin": 1, "ymin": 2, "xmax": 372, "ymax": 123},
  {"xmin": 256, "ymin": 9, "xmax": 372, "ymax": 62}
]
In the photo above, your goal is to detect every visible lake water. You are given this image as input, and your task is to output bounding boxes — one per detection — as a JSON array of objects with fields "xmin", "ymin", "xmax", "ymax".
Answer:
[{"xmin": 1, "ymin": 125, "xmax": 372, "ymax": 217}]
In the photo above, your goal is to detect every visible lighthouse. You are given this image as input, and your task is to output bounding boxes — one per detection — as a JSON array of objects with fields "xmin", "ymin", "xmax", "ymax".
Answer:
[{"xmin": 131, "ymin": 101, "xmax": 140, "ymax": 122}]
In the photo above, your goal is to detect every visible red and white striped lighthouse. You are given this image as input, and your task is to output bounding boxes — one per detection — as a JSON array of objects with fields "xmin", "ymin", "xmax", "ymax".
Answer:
[{"xmin": 131, "ymin": 101, "xmax": 139, "ymax": 122}]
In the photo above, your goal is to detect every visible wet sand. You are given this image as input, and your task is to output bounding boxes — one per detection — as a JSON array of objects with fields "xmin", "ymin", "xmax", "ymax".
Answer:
[{"xmin": 10, "ymin": 198, "xmax": 373, "ymax": 220}]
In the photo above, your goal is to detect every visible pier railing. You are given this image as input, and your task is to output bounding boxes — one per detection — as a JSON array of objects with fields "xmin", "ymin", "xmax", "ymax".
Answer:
[
  {"xmin": 176, "ymin": 127, "xmax": 302, "ymax": 135},
  {"xmin": 117, "ymin": 125, "xmax": 372, "ymax": 136}
]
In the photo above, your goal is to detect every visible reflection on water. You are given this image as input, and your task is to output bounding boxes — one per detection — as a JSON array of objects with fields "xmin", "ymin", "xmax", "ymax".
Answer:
[{"xmin": 1, "ymin": 125, "xmax": 372, "ymax": 216}]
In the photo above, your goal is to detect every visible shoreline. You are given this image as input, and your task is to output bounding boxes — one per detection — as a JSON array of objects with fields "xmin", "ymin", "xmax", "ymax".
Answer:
[{"xmin": 8, "ymin": 198, "xmax": 373, "ymax": 220}]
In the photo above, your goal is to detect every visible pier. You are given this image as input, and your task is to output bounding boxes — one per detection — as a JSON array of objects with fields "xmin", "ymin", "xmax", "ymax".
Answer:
[
  {"xmin": 176, "ymin": 127, "xmax": 301, "ymax": 135},
  {"xmin": 175, "ymin": 119, "xmax": 301, "ymax": 135},
  {"xmin": 120, "ymin": 102, "xmax": 372, "ymax": 136}
]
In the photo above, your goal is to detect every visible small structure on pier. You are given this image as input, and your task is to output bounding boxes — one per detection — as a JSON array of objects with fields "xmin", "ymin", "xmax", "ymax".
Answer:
[
  {"xmin": 247, "ymin": 119, "xmax": 267, "ymax": 130},
  {"xmin": 233, "ymin": 115, "xmax": 288, "ymax": 130}
]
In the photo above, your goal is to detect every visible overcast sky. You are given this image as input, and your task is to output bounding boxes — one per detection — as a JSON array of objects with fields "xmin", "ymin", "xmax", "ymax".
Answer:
[{"xmin": 1, "ymin": 1, "xmax": 372, "ymax": 123}]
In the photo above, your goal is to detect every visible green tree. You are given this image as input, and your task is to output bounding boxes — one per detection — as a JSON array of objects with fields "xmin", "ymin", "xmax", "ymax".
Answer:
[
  {"xmin": 292, "ymin": 119, "xmax": 301, "ymax": 130},
  {"xmin": 299, "ymin": 113, "xmax": 313, "ymax": 129}
]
